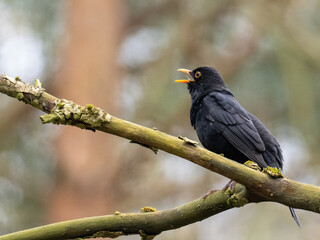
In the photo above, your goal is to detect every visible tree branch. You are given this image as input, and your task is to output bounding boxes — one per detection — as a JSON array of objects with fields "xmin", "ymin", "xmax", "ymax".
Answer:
[
  {"xmin": 0, "ymin": 73, "xmax": 319, "ymax": 239},
  {"xmin": 0, "ymin": 185, "xmax": 248, "ymax": 240}
]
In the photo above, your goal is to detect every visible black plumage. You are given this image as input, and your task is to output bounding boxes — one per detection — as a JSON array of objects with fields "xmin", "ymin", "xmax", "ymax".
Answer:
[{"xmin": 176, "ymin": 66, "xmax": 300, "ymax": 227}]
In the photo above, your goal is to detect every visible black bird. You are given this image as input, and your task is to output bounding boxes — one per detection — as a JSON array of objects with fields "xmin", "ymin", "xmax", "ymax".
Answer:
[{"xmin": 176, "ymin": 66, "xmax": 300, "ymax": 227}]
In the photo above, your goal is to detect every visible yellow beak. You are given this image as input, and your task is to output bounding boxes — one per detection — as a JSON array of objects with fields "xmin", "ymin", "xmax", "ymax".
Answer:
[{"xmin": 176, "ymin": 68, "xmax": 194, "ymax": 83}]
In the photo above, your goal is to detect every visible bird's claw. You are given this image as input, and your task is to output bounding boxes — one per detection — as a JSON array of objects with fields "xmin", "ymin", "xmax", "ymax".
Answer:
[
  {"xmin": 244, "ymin": 160, "xmax": 261, "ymax": 171},
  {"xmin": 222, "ymin": 179, "xmax": 237, "ymax": 193}
]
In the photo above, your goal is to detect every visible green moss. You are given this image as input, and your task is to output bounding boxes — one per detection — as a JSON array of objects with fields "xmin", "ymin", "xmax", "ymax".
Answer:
[
  {"xmin": 224, "ymin": 184, "xmax": 248, "ymax": 207},
  {"xmin": 262, "ymin": 166, "xmax": 284, "ymax": 178},
  {"xmin": 224, "ymin": 188, "xmax": 234, "ymax": 202},
  {"xmin": 86, "ymin": 104, "xmax": 94, "ymax": 110},
  {"xmin": 34, "ymin": 78, "xmax": 42, "ymax": 88},
  {"xmin": 225, "ymin": 188, "xmax": 234, "ymax": 196},
  {"xmin": 16, "ymin": 92, "xmax": 24, "ymax": 101},
  {"xmin": 114, "ymin": 210, "xmax": 121, "ymax": 215},
  {"xmin": 40, "ymin": 98, "xmax": 111, "ymax": 129},
  {"xmin": 226, "ymin": 193, "xmax": 249, "ymax": 207},
  {"xmin": 57, "ymin": 101, "xmax": 64, "ymax": 109},
  {"xmin": 141, "ymin": 206, "xmax": 157, "ymax": 213},
  {"xmin": 40, "ymin": 114, "xmax": 61, "ymax": 124}
]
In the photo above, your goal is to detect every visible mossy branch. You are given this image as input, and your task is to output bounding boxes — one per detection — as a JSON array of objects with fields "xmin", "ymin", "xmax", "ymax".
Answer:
[
  {"xmin": 0, "ymin": 74, "xmax": 320, "ymax": 239},
  {"xmin": 0, "ymin": 185, "xmax": 248, "ymax": 240}
]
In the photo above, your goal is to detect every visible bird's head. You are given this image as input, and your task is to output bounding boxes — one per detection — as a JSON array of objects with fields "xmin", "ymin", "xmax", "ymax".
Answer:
[{"xmin": 176, "ymin": 67, "xmax": 227, "ymax": 100}]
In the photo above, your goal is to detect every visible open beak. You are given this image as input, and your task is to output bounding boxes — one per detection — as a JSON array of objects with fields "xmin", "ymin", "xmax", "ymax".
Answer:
[{"xmin": 176, "ymin": 68, "xmax": 194, "ymax": 83}]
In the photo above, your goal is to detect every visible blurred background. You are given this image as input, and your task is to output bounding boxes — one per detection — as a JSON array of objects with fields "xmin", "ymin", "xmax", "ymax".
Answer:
[{"xmin": 0, "ymin": 0, "xmax": 320, "ymax": 239}]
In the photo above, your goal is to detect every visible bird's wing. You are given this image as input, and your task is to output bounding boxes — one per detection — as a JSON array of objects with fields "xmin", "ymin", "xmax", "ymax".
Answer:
[
  {"xmin": 249, "ymin": 113, "xmax": 283, "ymax": 169},
  {"xmin": 204, "ymin": 92, "xmax": 267, "ymax": 167}
]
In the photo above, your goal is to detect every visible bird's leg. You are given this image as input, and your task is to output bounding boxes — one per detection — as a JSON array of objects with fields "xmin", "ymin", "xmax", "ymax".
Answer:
[
  {"xmin": 221, "ymin": 161, "xmax": 259, "ymax": 195},
  {"xmin": 202, "ymin": 179, "xmax": 237, "ymax": 199},
  {"xmin": 222, "ymin": 161, "xmax": 261, "ymax": 194},
  {"xmin": 222, "ymin": 179, "xmax": 237, "ymax": 192},
  {"xmin": 201, "ymin": 189, "xmax": 218, "ymax": 200}
]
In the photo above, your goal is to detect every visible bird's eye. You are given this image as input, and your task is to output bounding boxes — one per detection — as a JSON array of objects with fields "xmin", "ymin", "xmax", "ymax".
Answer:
[{"xmin": 195, "ymin": 71, "xmax": 201, "ymax": 78}]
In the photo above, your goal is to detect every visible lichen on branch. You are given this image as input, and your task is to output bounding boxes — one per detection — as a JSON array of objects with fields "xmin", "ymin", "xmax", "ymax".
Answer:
[
  {"xmin": 0, "ymin": 73, "xmax": 57, "ymax": 112},
  {"xmin": 40, "ymin": 99, "xmax": 112, "ymax": 130}
]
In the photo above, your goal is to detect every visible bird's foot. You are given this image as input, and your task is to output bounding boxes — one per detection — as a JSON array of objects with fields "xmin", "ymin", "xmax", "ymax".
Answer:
[
  {"xmin": 222, "ymin": 180, "xmax": 239, "ymax": 205},
  {"xmin": 222, "ymin": 179, "xmax": 237, "ymax": 193},
  {"xmin": 262, "ymin": 166, "xmax": 284, "ymax": 178},
  {"xmin": 244, "ymin": 160, "xmax": 261, "ymax": 171},
  {"xmin": 201, "ymin": 189, "xmax": 218, "ymax": 200},
  {"xmin": 202, "ymin": 180, "xmax": 237, "ymax": 200}
]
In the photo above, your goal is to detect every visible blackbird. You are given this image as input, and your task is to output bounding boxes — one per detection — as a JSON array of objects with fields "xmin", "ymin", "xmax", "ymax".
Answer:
[{"xmin": 176, "ymin": 66, "xmax": 300, "ymax": 227}]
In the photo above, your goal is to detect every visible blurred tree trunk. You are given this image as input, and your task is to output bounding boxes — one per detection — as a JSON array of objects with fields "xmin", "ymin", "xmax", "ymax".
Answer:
[{"xmin": 48, "ymin": 0, "xmax": 125, "ymax": 221}]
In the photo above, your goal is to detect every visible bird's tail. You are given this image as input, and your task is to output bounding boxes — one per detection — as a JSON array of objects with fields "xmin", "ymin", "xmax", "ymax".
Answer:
[{"xmin": 289, "ymin": 207, "xmax": 301, "ymax": 227}]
